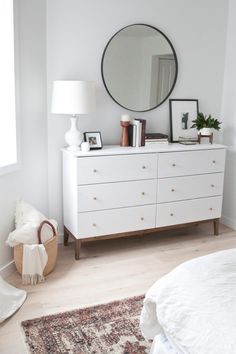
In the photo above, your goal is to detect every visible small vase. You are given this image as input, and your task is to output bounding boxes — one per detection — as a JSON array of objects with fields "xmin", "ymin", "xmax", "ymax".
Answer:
[{"xmin": 199, "ymin": 128, "xmax": 212, "ymax": 135}]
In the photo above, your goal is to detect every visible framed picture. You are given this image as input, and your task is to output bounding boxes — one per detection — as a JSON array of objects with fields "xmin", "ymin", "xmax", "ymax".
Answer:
[
  {"xmin": 84, "ymin": 131, "xmax": 103, "ymax": 150},
  {"xmin": 169, "ymin": 99, "xmax": 199, "ymax": 142}
]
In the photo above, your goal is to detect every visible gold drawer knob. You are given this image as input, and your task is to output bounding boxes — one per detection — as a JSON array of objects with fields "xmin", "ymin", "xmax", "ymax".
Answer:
[
  {"xmin": 209, "ymin": 207, "xmax": 213, "ymax": 211},
  {"xmin": 93, "ymin": 197, "xmax": 97, "ymax": 200},
  {"xmin": 211, "ymin": 184, "xmax": 215, "ymax": 188},
  {"xmin": 141, "ymin": 192, "xmax": 145, "ymax": 195},
  {"xmin": 93, "ymin": 169, "xmax": 97, "ymax": 173},
  {"xmin": 172, "ymin": 163, "xmax": 176, "ymax": 167},
  {"xmin": 171, "ymin": 188, "xmax": 175, "ymax": 192},
  {"xmin": 140, "ymin": 217, "xmax": 144, "ymax": 221},
  {"xmin": 92, "ymin": 223, "xmax": 97, "ymax": 227},
  {"xmin": 142, "ymin": 165, "xmax": 146, "ymax": 169},
  {"xmin": 170, "ymin": 213, "xmax": 174, "ymax": 216},
  {"xmin": 212, "ymin": 160, "xmax": 216, "ymax": 164}
]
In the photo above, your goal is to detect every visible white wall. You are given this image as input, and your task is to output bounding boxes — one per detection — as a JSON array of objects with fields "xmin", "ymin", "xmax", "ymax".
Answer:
[
  {"xmin": 0, "ymin": 0, "xmax": 48, "ymax": 275},
  {"xmin": 221, "ymin": 0, "xmax": 236, "ymax": 229},
  {"xmin": 0, "ymin": 0, "xmax": 230, "ymax": 273},
  {"xmin": 47, "ymin": 0, "xmax": 229, "ymax": 233}
]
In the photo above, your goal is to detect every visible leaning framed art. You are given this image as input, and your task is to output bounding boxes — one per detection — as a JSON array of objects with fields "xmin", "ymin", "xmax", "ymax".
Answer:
[{"xmin": 169, "ymin": 99, "xmax": 199, "ymax": 142}]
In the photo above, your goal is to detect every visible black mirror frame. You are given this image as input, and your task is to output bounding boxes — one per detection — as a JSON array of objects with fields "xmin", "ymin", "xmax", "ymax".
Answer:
[{"xmin": 101, "ymin": 23, "xmax": 178, "ymax": 112}]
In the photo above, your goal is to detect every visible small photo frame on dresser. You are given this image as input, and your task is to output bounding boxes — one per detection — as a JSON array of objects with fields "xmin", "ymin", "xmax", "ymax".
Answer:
[
  {"xmin": 169, "ymin": 99, "xmax": 199, "ymax": 143},
  {"xmin": 84, "ymin": 131, "xmax": 103, "ymax": 150}
]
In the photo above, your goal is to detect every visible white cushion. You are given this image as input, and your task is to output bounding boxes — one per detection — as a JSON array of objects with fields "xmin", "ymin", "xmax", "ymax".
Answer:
[
  {"xmin": 15, "ymin": 200, "xmax": 47, "ymax": 229},
  {"xmin": 6, "ymin": 200, "xmax": 58, "ymax": 247}
]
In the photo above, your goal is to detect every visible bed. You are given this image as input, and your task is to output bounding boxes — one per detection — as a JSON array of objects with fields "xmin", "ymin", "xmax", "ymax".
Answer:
[{"xmin": 140, "ymin": 248, "xmax": 236, "ymax": 354}]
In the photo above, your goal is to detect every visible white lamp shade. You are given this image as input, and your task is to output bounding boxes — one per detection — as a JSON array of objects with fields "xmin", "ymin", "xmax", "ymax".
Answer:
[{"xmin": 51, "ymin": 80, "xmax": 96, "ymax": 115}]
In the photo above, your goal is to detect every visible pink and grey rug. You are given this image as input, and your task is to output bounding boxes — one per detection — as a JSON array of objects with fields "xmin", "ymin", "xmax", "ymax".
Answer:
[{"xmin": 21, "ymin": 295, "xmax": 151, "ymax": 353}]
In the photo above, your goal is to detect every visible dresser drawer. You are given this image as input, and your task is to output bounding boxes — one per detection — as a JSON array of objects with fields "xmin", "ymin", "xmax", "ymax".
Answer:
[
  {"xmin": 77, "ymin": 205, "xmax": 156, "ymax": 238},
  {"xmin": 158, "ymin": 149, "xmax": 225, "ymax": 178},
  {"xmin": 157, "ymin": 173, "xmax": 224, "ymax": 203},
  {"xmin": 78, "ymin": 179, "xmax": 157, "ymax": 212},
  {"xmin": 76, "ymin": 153, "xmax": 157, "ymax": 185},
  {"xmin": 156, "ymin": 196, "xmax": 222, "ymax": 227}
]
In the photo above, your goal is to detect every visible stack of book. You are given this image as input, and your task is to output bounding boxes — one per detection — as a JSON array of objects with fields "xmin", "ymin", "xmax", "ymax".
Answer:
[
  {"xmin": 128, "ymin": 119, "xmax": 146, "ymax": 147},
  {"xmin": 145, "ymin": 133, "xmax": 169, "ymax": 145},
  {"xmin": 178, "ymin": 136, "xmax": 198, "ymax": 145}
]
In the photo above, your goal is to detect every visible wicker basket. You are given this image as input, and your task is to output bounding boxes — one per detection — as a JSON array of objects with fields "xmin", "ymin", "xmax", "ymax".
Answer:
[{"xmin": 14, "ymin": 220, "xmax": 58, "ymax": 276}]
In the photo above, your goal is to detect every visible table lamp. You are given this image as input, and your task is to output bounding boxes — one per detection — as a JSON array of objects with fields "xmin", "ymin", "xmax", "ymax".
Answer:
[{"xmin": 51, "ymin": 80, "xmax": 96, "ymax": 150}]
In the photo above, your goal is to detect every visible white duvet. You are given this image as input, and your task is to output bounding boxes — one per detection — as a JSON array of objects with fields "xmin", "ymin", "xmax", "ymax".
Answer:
[{"xmin": 140, "ymin": 248, "xmax": 236, "ymax": 354}]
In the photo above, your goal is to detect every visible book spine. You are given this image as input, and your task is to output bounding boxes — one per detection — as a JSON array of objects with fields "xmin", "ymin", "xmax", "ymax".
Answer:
[
  {"xmin": 132, "ymin": 125, "xmax": 137, "ymax": 147},
  {"xmin": 136, "ymin": 122, "xmax": 141, "ymax": 147},
  {"xmin": 133, "ymin": 120, "xmax": 141, "ymax": 147},
  {"xmin": 145, "ymin": 139, "xmax": 168, "ymax": 142},
  {"xmin": 134, "ymin": 119, "xmax": 146, "ymax": 146},
  {"xmin": 146, "ymin": 140, "xmax": 169, "ymax": 145},
  {"xmin": 145, "ymin": 135, "xmax": 168, "ymax": 139},
  {"xmin": 140, "ymin": 121, "xmax": 146, "ymax": 146},
  {"xmin": 128, "ymin": 125, "xmax": 133, "ymax": 147}
]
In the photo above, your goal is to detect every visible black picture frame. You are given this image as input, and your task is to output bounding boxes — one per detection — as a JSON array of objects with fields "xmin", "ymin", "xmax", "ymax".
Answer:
[
  {"xmin": 84, "ymin": 131, "xmax": 103, "ymax": 150},
  {"xmin": 169, "ymin": 99, "xmax": 199, "ymax": 143}
]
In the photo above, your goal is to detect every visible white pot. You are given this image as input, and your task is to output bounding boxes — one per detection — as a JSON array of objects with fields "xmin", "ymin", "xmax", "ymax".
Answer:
[{"xmin": 199, "ymin": 128, "xmax": 212, "ymax": 135}]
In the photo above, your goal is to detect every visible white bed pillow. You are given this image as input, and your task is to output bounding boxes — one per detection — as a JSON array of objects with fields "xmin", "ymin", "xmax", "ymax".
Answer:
[
  {"xmin": 15, "ymin": 200, "xmax": 47, "ymax": 229},
  {"xmin": 6, "ymin": 200, "xmax": 58, "ymax": 247}
]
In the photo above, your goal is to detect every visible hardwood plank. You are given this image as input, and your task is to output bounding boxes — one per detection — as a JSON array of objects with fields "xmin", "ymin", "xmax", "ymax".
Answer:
[{"xmin": 0, "ymin": 223, "xmax": 235, "ymax": 353}]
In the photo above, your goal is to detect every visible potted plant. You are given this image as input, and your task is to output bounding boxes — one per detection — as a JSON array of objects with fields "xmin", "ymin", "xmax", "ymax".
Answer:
[{"xmin": 191, "ymin": 113, "xmax": 221, "ymax": 135}]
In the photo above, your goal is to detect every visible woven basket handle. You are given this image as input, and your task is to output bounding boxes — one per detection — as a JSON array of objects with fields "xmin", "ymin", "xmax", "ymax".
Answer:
[{"xmin": 37, "ymin": 220, "xmax": 57, "ymax": 244}]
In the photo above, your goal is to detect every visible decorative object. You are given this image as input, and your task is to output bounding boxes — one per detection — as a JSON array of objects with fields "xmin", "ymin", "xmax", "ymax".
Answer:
[
  {"xmin": 178, "ymin": 137, "xmax": 198, "ymax": 145},
  {"xmin": 120, "ymin": 114, "xmax": 130, "ymax": 146},
  {"xmin": 21, "ymin": 295, "xmax": 150, "ymax": 354},
  {"xmin": 6, "ymin": 200, "xmax": 58, "ymax": 247},
  {"xmin": 197, "ymin": 133, "xmax": 213, "ymax": 144},
  {"xmin": 62, "ymin": 144, "xmax": 225, "ymax": 259},
  {"xmin": 191, "ymin": 113, "xmax": 221, "ymax": 132},
  {"xmin": 169, "ymin": 99, "xmax": 199, "ymax": 142},
  {"xmin": 0, "ymin": 275, "xmax": 26, "ymax": 323},
  {"xmin": 121, "ymin": 114, "xmax": 130, "ymax": 122},
  {"xmin": 51, "ymin": 81, "xmax": 96, "ymax": 151},
  {"xmin": 14, "ymin": 220, "xmax": 58, "ymax": 277},
  {"xmin": 84, "ymin": 131, "xmax": 103, "ymax": 150},
  {"xmin": 145, "ymin": 133, "xmax": 168, "ymax": 145},
  {"xmin": 191, "ymin": 112, "xmax": 221, "ymax": 144},
  {"xmin": 80, "ymin": 141, "xmax": 90, "ymax": 152},
  {"xmin": 6, "ymin": 200, "xmax": 58, "ymax": 281},
  {"xmin": 102, "ymin": 24, "xmax": 178, "ymax": 112}
]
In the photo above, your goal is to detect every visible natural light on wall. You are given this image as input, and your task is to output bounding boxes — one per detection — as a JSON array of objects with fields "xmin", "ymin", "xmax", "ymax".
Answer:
[{"xmin": 0, "ymin": 0, "xmax": 17, "ymax": 169}]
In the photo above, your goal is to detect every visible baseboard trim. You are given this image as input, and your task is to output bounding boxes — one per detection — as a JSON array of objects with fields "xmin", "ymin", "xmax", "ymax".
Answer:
[
  {"xmin": 221, "ymin": 215, "xmax": 236, "ymax": 230},
  {"xmin": 0, "ymin": 260, "xmax": 15, "ymax": 279},
  {"xmin": 58, "ymin": 233, "xmax": 64, "ymax": 244}
]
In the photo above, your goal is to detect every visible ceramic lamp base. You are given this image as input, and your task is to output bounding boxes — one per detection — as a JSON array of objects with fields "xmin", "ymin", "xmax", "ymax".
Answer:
[{"xmin": 65, "ymin": 116, "xmax": 83, "ymax": 150}]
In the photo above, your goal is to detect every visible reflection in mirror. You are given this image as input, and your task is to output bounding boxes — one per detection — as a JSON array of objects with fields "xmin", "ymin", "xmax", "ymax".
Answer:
[{"xmin": 102, "ymin": 24, "xmax": 178, "ymax": 112}]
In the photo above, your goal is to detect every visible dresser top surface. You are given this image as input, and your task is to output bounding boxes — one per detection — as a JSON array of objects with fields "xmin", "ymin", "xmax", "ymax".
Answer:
[{"xmin": 62, "ymin": 143, "xmax": 226, "ymax": 158}]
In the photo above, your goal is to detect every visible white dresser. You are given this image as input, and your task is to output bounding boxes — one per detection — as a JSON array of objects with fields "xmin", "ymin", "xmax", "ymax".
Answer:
[{"xmin": 62, "ymin": 144, "xmax": 226, "ymax": 259}]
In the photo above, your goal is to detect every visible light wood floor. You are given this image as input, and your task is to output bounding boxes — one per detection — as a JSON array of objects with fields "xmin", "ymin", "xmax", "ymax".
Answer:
[{"xmin": 1, "ymin": 222, "xmax": 236, "ymax": 353}]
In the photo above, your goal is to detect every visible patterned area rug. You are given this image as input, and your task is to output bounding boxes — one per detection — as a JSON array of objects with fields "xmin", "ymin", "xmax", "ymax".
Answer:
[{"xmin": 21, "ymin": 295, "xmax": 151, "ymax": 354}]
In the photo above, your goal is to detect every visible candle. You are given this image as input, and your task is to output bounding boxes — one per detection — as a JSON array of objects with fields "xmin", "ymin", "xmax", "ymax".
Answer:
[{"xmin": 121, "ymin": 114, "xmax": 130, "ymax": 122}]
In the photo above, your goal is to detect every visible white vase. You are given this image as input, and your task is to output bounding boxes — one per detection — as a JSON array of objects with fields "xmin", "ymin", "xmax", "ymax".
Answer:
[{"xmin": 200, "ymin": 128, "xmax": 212, "ymax": 135}]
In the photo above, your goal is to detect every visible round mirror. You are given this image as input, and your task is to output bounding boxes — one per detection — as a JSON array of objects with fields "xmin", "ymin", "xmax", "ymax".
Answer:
[{"xmin": 101, "ymin": 24, "xmax": 178, "ymax": 112}]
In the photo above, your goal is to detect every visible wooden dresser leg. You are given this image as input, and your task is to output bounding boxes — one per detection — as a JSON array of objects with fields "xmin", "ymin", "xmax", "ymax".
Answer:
[
  {"xmin": 213, "ymin": 219, "xmax": 219, "ymax": 236},
  {"xmin": 64, "ymin": 226, "xmax": 69, "ymax": 246},
  {"xmin": 75, "ymin": 240, "xmax": 81, "ymax": 260}
]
